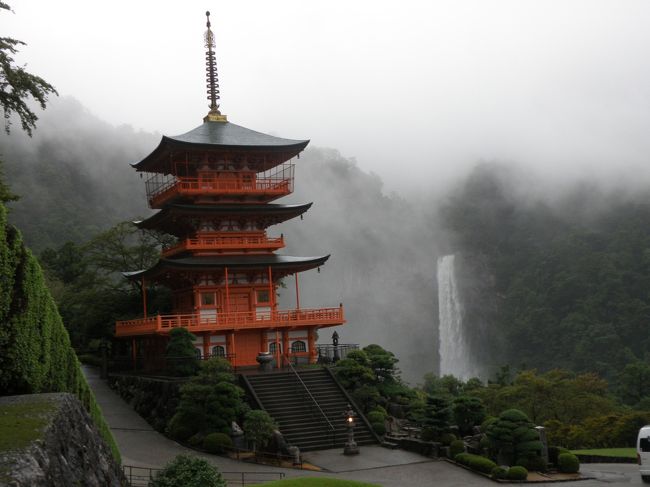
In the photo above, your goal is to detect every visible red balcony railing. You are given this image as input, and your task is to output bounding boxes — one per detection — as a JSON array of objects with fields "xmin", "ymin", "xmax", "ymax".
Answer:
[
  {"xmin": 115, "ymin": 306, "xmax": 345, "ymax": 337},
  {"xmin": 162, "ymin": 234, "xmax": 285, "ymax": 257},
  {"xmin": 146, "ymin": 176, "xmax": 293, "ymax": 207}
]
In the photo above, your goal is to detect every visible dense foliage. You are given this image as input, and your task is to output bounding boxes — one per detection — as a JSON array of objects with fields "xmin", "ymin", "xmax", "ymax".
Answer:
[
  {"xmin": 334, "ymin": 344, "xmax": 416, "ymax": 416},
  {"xmin": 39, "ymin": 222, "xmax": 170, "ymax": 347},
  {"xmin": 442, "ymin": 163, "xmax": 650, "ymax": 378},
  {"xmin": 167, "ymin": 358, "xmax": 248, "ymax": 441},
  {"xmin": 166, "ymin": 328, "xmax": 199, "ymax": 377},
  {"xmin": 150, "ymin": 455, "xmax": 226, "ymax": 487},
  {"xmin": 0, "ymin": 201, "xmax": 119, "ymax": 460},
  {"xmin": 243, "ymin": 409, "xmax": 278, "ymax": 452},
  {"xmin": 486, "ymin": 409, "xmax": 542, "ymax": 466}
]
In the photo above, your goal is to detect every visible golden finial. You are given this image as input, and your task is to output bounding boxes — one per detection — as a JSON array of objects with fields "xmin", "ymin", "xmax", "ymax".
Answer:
[{"xmin": 203, "ymin": 11, "xmax": 227, "ymax": 122}]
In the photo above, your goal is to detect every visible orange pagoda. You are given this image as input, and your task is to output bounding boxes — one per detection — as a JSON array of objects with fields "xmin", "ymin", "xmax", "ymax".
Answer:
[{"xmin": 114, "ymin": 12, "xmax": 345, "ymax": 369}]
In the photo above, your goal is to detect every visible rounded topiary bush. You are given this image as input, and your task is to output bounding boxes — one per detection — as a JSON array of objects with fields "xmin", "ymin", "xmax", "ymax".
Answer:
[
  {"xmin": 367, "ymin": 411, "xmax": 386, "ymax": 424},
  {"xmin": 440, "ymin": 432, "xmax": 457, "ymax": 446},
  {"xmin": 450, "ymin": 439, "xmax": 465, "ymax": 457},
  {"xmin": 372, "ymin": 422, "xmax": 386, "ymax": 435},
  {"xmin": 150, "ymin": 454, "xmax": 226, "ymax": 487},
  {"xmin": 557, "ymin": 453, "xmax": 580, "ymax": 473},
  {"xmin": 479, "ymin": 435, "xmax": 490, "ymax": 450},
  {"xmin": 491, "ymin": 466, "xmax": 508, "ymax": 479},
  {"xmin": 167, "ymin": 413, "xmax": 196, "ymax": 441},
  {"xmin": 187, "ymin": 433, "xmax": 204, "ymax": 446},
  {"xmin": 506, "ymin": 466, "xmax": 528, "ymax": 480},
  {"xmin": 203, "ymin": 432, "xmax": 233, "ymax": 454},
  {"xmin": 480, "ymin": 416, "xmax": 497, "ymax": 433}
]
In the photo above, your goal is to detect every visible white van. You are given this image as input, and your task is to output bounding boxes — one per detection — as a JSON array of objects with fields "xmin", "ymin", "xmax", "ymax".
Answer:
[{"xmin": 638, "ymin": 425, "xmax": 650, "ymax": 482}]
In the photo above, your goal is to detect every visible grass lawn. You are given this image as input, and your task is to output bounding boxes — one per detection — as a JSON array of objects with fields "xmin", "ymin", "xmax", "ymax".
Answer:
[
  {"xmin": 250, "ymin": 478, "xmax": 381, "ymax": 487},
  {"xmin": 571, "ymin": 448, "xmax": 636, "ymax": 459}
]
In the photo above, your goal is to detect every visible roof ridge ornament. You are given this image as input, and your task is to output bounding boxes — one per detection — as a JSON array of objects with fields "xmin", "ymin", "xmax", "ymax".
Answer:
[{"xmin": 203, "ymin": 11, "xmax": 227, "ymax": 123}]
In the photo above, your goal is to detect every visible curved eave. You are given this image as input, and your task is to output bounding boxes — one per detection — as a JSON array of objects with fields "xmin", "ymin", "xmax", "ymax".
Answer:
[
  {"xmin": 135, "ymin": 203, "xmax": 313, "ymax": 234},
  {"xmin": 132, "ymin": 121, "xmax": 310, "ymax": 172},
  {"xmin": 123, "ymin": 254, "xmax": 329, "ymax": 280}
]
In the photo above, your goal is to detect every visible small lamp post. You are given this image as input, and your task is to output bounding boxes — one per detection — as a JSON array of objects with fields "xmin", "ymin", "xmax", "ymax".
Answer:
[
  {"xmin": 343, "ymin": 404, "xmax": 359, "ymax": 455},
  {"xmin": 332, "ymin": 331, "xmax": 340, "ymax": 363}
]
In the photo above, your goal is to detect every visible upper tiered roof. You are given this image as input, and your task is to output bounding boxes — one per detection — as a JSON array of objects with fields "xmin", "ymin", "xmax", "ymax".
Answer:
[{"xmin": 132, "ymin": 122, "xmax": 309, "ymax": 172}]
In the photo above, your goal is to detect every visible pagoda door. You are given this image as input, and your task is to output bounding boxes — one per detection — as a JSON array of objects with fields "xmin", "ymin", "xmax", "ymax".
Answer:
[{"xmin": 230, "ymin": 292, "xmax": 251, "ymax": 316}]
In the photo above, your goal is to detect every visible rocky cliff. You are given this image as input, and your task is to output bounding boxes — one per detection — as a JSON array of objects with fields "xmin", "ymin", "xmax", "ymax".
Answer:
[{"xmin": 0, "ymin": 393, "xmax": 126, "ymax": 486}]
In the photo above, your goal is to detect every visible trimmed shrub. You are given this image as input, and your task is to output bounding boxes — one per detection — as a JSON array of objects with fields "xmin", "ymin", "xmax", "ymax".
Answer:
[
  {"xmin": 440, "ymin": 432, "xmax": 457, "ymax": 446},
  {"xmin": 450, "ymin": 439, "xmax": 465, "ymax": 457},
  {"xmin": 506, "ymin": 466, "xmax": 528, "ymax": 480},
  {"xmin": 372, "ymin": 422, "xmax": 386, "ymax": 436},
  {"xmin": 548, "ymin": 446, "xmax": 569, "ymax": 465},
  {"xmin": 372, "ymin": 405, "xmax": 388, "ymax": 417},
  {"xmin": 557, "ymin": 453, "xmax": 580, "ymax": 473},
  {"xmin": 420, "ymin": 427, "xmax": 435, "ymax": 442},
  {"xmin": 167, "ymin": 412, "xmax": 197, "ymax": 441},
  {"xmin": 480, "ymin": 416, "xmax": 497, "ymax": 433},
  {"xmin": 366, "ymin": 411, "xmax": 386, "ymax": 424},
  {"xmin": 188, "ymin": 433, "xmax": 204, "ymax": 446},
  {"xmin": 203, "ymin": 432, "xmax": 233, "ymax": 454},
  {"xmin": 454, "ymin": 453, "xmax": 497, "ymax": 474},
  {"xmin": 491, "ymin": 466, "xmax": 508, "ymax": 479},
  {"xmin": 150, "ymin": 454, "xmax": 226, "ymax": 487},
  {"xmin": 479, "ymin": 435, "xmax": 490, "ymax": 450},
  {"xmin": 486, "ymin": 409, "xmax": 542, "ymax": 465}
]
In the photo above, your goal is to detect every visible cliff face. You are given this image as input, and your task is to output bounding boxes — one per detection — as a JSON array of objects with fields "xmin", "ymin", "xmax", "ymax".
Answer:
[{"xmin": 0, "ymin": 393, "xmax": 126, "ymax": 487}]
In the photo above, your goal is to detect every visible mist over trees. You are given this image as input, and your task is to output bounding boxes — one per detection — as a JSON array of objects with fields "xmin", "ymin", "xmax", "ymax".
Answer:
[
  {"xmin": 444, "ymin": 163, "xmax": 650, "ymax": 379},
  {"xmin": 4, "ymin": 96, "xmax": 650, "ymax": 383}
]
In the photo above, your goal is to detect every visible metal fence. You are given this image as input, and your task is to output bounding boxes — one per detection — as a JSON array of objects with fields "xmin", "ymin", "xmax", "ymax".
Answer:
[
  {"xmin": 315, "ymin": 344, "xmax": 359, "ymax": 363},
  {"xmin": 123, "ymin": 465, "xmax": 285, "ymax": 486}
]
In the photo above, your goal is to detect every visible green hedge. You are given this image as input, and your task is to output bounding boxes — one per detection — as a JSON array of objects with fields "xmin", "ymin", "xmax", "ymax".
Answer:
[
  {"xmin": 0, "ymin": 204, "xmax": 119, "ymax": 462},
  {"xmin": 454, "ymin": 452, "xmax": 497, "ymax": 474}
]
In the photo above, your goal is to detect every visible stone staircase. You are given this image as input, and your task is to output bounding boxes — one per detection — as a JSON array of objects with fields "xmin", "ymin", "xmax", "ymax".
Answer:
[{"xmin": 243, "ymin": 367, "xmax": 378, "ymax": 452}]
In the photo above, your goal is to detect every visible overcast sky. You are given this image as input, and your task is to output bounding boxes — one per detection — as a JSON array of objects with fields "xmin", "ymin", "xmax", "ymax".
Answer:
[{"xmin": 3, "ymin": 1, "xmax": 650, "ymax": 192}]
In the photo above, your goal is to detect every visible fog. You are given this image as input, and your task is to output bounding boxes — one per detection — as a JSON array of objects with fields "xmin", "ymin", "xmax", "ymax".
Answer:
[
  {"xmin": 3, "ymin": 2, "xmax": 650, "ymax": 382},
  {"xmin": 3, "ymin": 1, "xmax": 650, "ymax": 193}
]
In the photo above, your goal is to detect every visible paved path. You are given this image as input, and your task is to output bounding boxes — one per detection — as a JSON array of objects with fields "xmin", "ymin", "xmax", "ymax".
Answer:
[{"xmin": 84, "ymin": 366, "xmax": 647, "ymax": 486}]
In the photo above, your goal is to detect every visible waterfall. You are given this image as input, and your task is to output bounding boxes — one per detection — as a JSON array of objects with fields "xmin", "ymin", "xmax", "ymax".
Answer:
[{"xmin": 437, "ymin": 254, "xmax": 477, "ymax": 380}]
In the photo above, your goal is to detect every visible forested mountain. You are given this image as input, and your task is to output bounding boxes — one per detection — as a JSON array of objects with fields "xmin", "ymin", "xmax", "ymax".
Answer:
[
  {"xmin": 0, "ymin": 97, "xmax": 155, "ymax": 251},
  {"xmin": 443, "ymin": 163, "xmax": 650, "ymax": 378}
]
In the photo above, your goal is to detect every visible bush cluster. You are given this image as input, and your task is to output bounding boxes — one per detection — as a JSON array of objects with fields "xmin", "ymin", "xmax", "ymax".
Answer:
[
  {"xmin": 203, "ymin": 433, "xmax": 233, "ymax": 454},
  {"xmin": 506, "ymin": 466, "xmax": 528, "ymax": 480},
  {"xmin": 450, "ymin": 439, "xmax": 465, "ymax": 457},
  {"xmin": 557, "ymin": 453, "xmax": 580, "ymax": 473},
  {"xmin": 491, "ymin": 466, "xmax": 507, "ymax": 479},
  {"xmin": 454, "ymin": 453, "xmax": 497, "ymax": 474}
]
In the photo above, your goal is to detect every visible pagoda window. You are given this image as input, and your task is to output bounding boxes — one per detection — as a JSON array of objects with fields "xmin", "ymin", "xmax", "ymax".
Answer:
[
  {"xmin": 291, "ymin": 341, "xmax": 306, "ymax": 353},
  {"xmin": 269, "ymin": 342, "xmax": 282, "ymax": 355},
  {"xmin": 201, "ymin": 292, "xmax": 216, "ymax": 306},
  {"xmin": 256, "ymin": 289, "xmax": 270, "ymax": 304},
  {"xmin": 194, "ymin": 348, "xmax": 202, "ymax": 359},
  {"xmin": 211, "ymin": 345, "xmax": 226, "ymax": 357}
]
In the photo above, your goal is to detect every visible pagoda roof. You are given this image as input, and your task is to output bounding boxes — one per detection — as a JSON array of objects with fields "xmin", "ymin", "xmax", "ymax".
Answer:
[
  {"xmin": 135, "ymin": 203, "xmax": 312, "ymax": 236},
  {"xmin": 133, "ymin": 121, "xmax": 309, "ymax": 172},
  {"xmin": 124, "ymin": 254, "xmax": 329, "ymax": 280}
]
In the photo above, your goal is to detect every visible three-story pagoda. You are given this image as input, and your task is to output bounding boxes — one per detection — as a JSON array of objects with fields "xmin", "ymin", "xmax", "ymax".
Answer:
[{"xmin": 115, "ymin": 12, "xmax": 345, "ymax": 369}]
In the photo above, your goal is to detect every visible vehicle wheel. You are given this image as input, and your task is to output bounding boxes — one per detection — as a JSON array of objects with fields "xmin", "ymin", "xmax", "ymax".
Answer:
[{"xmin": 642, "ymin": 475, "xmax": 650, "ymax": 483}]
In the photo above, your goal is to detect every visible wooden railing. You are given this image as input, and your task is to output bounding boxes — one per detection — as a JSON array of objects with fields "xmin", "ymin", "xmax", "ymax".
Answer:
[
  {"xmin": 162, "ymin": 234, "xmax": 284, "ymax": 256},
  {"xmin": 115, "ymin": 306, "xmax": 345, "ymax": 337},
  {"xmin": 147, "ymin": 176, "xmax": 293, "ymax": 207}
]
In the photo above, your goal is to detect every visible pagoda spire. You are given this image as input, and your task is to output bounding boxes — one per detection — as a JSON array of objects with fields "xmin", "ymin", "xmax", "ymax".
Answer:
[{"xmin": 203, "ymin": 11, "xmax": 227, "ymax": 122}]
